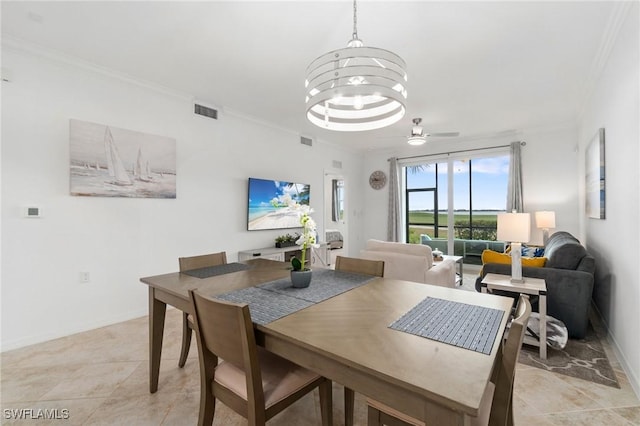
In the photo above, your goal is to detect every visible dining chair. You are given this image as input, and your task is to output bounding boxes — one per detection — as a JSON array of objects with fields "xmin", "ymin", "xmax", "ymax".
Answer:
[
  {"xmin": 366, "ymin": 294, "xmax": 532, "ymax": 426},
  {"xmin": 334, "ymin": 255, "xmax": 385, "ymax": 426},
  {"xmin": 188, "ymin": 290, "xmax": 333, "ymax": 426},
  {"xmin": 177, "ymin": 251, "xmax": 227, "ymax": 368},
  {"xmin": 335, "ymin": 255, "xmax": 385, "ymax": 277}
]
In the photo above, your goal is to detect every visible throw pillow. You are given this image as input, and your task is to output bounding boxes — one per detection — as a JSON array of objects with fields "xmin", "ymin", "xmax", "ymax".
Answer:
[{"xmin": 481, "ymin": 250, "xmax": 547, "ymax": 272}]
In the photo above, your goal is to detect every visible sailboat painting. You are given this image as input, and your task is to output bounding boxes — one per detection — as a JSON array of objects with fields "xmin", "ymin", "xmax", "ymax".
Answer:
[{"xmin": 70, "ymin": 119, "xmax": 176, "ymax": 198}]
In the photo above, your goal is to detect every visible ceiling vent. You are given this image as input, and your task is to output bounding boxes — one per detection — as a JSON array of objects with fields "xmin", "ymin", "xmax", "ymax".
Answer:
[
  {"xmin": 300, "ymin": 136, "xmax": 313, "ymax": 147},
  {"xmin": 194, "ymin": 103, "xmax": 218, "ymax": 120}
]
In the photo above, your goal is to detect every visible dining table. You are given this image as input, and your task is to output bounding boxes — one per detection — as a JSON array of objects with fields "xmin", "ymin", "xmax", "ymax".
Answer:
[{"xmin": 140, "ymin": 258, "xmax": 514, "ymax": 426}]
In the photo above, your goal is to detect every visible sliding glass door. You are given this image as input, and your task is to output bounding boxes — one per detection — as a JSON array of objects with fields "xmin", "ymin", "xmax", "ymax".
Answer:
[{"xmin": 403, "ymin": 153, "xmax": 509, "ymax": 263}]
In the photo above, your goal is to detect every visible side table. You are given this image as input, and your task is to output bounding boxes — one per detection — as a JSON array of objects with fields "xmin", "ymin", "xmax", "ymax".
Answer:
[
  {"xmin": 481, "ymin": 273, "xmax": 547, "ymax": 360},
  {"xmin": 434, "ymin": 255, "xmax": 463, "ymax": 286}
]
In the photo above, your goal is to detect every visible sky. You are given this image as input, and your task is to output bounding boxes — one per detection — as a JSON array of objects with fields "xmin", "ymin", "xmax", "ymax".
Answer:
[
  {"xmin": 406, "ymin": 155, "xmax": 509, "ymax": 211},
  {"xmin": 248, "ymin": 178, "xmax": 310, "ymax": 207}
]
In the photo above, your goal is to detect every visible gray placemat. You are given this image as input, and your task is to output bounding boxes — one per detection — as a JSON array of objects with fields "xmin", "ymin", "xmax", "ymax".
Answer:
[
  {"xmin": 258, "ymin": 268, "xmax": 377, "ymax": 303},
  {"xmin": 215, "ymin": 287, "xmax": 314, "ymax": 325},
  {"xmin": 389, "ymin": 297, "xmax": 505, "ymax": 355},
  {"xmin": 182, "ymin": 262, "xmax": 251, "ymax": 279}
]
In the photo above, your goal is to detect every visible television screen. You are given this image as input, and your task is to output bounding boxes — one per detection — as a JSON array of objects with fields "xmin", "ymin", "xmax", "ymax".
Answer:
[{"xmin": 247, "ymin": 178, "xmax": 310, "ymax": 231}]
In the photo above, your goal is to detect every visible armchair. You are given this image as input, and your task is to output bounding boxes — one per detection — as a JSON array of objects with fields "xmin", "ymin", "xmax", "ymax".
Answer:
[{"xmin": 360, "ymin": 239, "xmax": 456, "ymax": 287}]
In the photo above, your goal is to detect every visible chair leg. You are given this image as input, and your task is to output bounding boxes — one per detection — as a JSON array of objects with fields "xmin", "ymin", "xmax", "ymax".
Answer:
[
  {"xmin": 178, "ymin": 312, "xmax": 192, "ymax": 368},
  {"xmin": 319, "ymin": 379, "xmax": 333, "ymax": 426},
  {"xmin": 344, "ymin": 387, "xmax": 355, "ymax": 426},
  {"xmin": 367, "ymin": 405, "xmax": 382, "ymax": 426}
]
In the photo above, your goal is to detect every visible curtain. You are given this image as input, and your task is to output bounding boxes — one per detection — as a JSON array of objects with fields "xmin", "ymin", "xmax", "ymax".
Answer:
[
  {"xmin": 331, "ymin": 179, "xmax": 339, "ymax": 222},
  {"xmin": 387, "ymin": 157, "xmax": 401, "ymax": 242},
  {"xmin": 507, "ymin": 141, "xmax": 524, "ymax": 212}
]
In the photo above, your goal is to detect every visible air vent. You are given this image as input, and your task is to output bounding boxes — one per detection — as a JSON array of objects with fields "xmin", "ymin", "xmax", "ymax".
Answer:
[
  {"xmin": 300, "ymin": 136, "xmax": 313, "ymax": 147},
  {"xmin": 332, "ymin": 160, "xmax": 343, "ymax": 169},
  {"xmin": 194, "ymin": 104, "xmax": 218, "ymax": 120}
]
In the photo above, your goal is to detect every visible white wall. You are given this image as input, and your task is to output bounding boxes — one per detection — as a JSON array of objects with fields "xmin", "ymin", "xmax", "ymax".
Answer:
[
  {"xmin": 577, "ymin": 3, "xmax": 639, "ymax": 396},
  {"xmin": 0, "ymin": 44, "xmax": 364, "ymax": 350},
  {"xmin": 361, "ymin": 125, "xmax": 580, "ymax": 249}
]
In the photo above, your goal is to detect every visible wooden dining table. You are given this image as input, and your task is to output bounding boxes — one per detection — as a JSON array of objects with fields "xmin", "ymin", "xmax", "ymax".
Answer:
[{"xmin": 140, "ymin": 258, "xmax": 514, "ymax": 425}]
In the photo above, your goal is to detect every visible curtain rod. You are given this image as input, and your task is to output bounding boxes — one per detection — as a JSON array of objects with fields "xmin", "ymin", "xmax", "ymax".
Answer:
[{"xmin": 387, "ymin": 141, "xmax": 526, "ymax": 162}]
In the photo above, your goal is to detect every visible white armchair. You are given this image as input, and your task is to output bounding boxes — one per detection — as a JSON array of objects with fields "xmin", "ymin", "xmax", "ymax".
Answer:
[{"xmin": 360, "ymin": 239, "xmax": 456, "ymax": 287}]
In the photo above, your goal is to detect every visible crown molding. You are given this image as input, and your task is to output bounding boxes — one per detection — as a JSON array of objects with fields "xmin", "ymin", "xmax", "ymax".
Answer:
[
  {"xmin": 2, "ymin": 35, "xmax": 193, "ymax": 101},
  {"xmin": 577, "ymin": 2, "xmax": 635, "ymax": 121}
]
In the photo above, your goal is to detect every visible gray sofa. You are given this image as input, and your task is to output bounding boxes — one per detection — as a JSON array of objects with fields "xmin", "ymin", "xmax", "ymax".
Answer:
[{"xmin": 475, "ymin": 231, "xmax": 595, "ymax": 338}]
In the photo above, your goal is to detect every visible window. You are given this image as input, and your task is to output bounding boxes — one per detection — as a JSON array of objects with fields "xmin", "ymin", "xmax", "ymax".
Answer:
[
  {"xmin": 404, "ymin": 153, "xmax": 509, "ymax": 261},
  {"xmin": 331, "ymin": 179, "xmax": 344, "ymax": 222}
]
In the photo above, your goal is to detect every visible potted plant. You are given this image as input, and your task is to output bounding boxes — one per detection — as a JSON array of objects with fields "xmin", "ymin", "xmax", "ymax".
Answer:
[
  {"xmin": 275, "ymin": 233, "xmax": 299, "ymax": 248},
  {"xmin": 289, "ymin": 204, "xmax": 317, "ymax": 288}
]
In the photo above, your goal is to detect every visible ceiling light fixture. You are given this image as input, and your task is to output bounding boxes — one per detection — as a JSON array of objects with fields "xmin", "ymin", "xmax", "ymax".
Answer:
[
  {"xmin": 407, "ymin": 118, "xmax": 427, "ymax": 145},
  {"xmin": 305, "ymin": 0, "xmax": 407, "ymax": 132}
]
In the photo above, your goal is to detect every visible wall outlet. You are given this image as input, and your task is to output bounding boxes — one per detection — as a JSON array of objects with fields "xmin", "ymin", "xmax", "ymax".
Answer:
[{"xmin": 80, "ymin": 272, "xmax": 90, "ymax": 283}]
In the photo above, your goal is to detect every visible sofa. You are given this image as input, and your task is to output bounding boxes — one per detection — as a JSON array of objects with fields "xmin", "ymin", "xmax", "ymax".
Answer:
[
  {"xmin": 475, "ymin": 231, "xmax": 595, "ymax": 338},
  {"xmin": 360, "ymin": 239, "xmax": 457, "ymax": 287}
]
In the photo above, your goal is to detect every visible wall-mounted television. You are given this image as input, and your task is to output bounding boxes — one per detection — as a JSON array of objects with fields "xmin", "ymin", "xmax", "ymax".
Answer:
[{"xmin": 247, "ymin": 177, "xmax": 310, "ymax": 231}]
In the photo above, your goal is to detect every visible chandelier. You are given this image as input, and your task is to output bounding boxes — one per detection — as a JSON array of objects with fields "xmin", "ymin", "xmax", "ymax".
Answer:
[{"xmin": 305, "ymin": 0, "xmax": 408, "ymax": 132}]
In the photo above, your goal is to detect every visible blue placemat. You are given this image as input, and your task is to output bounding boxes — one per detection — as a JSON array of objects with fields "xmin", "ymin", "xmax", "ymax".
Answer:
[
  {"xmin": 258, "ymin": 268, "xmax": 377, "ymax": 303},
  {"xmin": 389, "ymin": 297, "xmax": 505, "ymax": 355},
  {"xmin": 183, "ymin": 262, "xmax": 251, "ymax": 278},
  {"xmin": 215, "ymin": 287, "xmax": 314, "ymax": 325}
]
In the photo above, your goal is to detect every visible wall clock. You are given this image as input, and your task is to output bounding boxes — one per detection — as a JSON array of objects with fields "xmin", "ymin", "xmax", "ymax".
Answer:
[{"xmin": 369, "ymin": 170, "xmax": 387, "ymax": 190}]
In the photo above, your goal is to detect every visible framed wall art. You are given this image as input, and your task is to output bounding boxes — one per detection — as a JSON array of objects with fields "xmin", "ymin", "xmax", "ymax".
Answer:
[
  {"xmin": 585, "ymin": 128, "xmax": 605, "ymax": 219},
  {"xmin": 70, "ymin": 119, "xmax": 176, "ymax": 198}
]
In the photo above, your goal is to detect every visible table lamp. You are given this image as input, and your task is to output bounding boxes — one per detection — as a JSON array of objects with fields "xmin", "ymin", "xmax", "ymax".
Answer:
[
  {"xmin": 497, "ymin": 212, "xmax": 531, "ymax": 283},
  {"xmin": 535, "ymin": 211, "xmax": 556, "ymax": 245}
]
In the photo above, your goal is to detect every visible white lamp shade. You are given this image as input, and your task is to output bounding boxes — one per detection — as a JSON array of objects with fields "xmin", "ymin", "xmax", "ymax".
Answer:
[
  {"xmin": 497, "ymin": 212, "xmax": 531, "ymax": 243},
  {"xmin": 535, "ymin": 211, "xmax": 556, "ymax": 229}
]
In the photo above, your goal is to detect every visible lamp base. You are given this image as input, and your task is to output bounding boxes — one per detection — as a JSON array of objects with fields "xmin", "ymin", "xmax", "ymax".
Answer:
[{"xmin": 511, "ymin": 242, "xmax": 524, "ymax": 283}]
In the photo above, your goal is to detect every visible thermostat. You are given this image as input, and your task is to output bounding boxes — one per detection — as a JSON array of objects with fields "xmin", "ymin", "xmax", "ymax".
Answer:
[{"xmin": 24, "ymin": 206, "xmax": 42, "ymax": 218}]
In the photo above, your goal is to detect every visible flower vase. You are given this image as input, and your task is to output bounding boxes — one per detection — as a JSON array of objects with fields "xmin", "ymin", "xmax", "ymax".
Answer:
[{"xmin": 291, "ymin": 269, "xmax": 312, "ymax": 288}]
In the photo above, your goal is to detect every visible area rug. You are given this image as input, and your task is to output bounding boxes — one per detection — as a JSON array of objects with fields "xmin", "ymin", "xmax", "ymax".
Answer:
[{"xmin": 518, "ymin": 322, "xmax": 620, "ymax": 388}]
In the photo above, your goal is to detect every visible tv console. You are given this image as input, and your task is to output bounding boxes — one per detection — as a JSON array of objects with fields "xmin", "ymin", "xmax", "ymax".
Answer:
[{"xmin": 239, "ymin": 243, "xmax": 330, "ymax": 267}]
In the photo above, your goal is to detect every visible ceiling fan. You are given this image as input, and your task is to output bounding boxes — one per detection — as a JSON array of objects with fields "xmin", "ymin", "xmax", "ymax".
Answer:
[{"xmin": 407, "ymin": 118, "xmax": 460, "ymax": 146}]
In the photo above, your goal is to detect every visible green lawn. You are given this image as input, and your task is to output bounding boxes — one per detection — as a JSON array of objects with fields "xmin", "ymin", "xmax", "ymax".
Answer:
[{"xmin": 407, "ymin": 211, "xmax": 499, "ymax": 244}]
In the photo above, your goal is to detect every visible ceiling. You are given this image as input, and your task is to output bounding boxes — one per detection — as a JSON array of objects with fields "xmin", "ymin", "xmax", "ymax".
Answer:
[{"xmin": 1, "ymin": 1, "xmax": 617, "ymax": 151}]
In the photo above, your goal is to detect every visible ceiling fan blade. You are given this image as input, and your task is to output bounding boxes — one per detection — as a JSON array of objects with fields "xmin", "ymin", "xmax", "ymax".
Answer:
[{"xmin": 427, "ymin": 132, "xmax": 460, "ymax": 137}]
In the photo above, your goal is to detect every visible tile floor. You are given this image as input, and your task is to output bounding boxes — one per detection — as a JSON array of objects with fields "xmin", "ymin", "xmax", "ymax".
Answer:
[{"xmin": 1, "ymin": 266, "xmax": 639, "ymax": 425}]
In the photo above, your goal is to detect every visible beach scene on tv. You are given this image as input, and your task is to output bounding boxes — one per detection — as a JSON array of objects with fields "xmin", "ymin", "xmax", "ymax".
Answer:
[{"xmin": 248, "ymin": 178, "xmax": 310, "ymax": 230}]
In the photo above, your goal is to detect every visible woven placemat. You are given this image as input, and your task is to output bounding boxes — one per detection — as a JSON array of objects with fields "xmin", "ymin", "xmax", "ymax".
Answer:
[
  {"xmin": 182, "ymin": 262, "xmax": 251, "ymax": 278},
  {"xmin": 258, "ymin": 268, "xmax": 376, "ymax": 303},
  {"xmin": 390, "ymin": 297, "xmax": 505, "ymax": 355}
]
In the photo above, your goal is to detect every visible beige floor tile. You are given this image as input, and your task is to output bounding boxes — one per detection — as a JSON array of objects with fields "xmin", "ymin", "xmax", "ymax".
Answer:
[
  {"xmin": 514, "ymin": 367, "xmax": 600, "ymax": 414},
  {"xmin": 543, "ymin": 408, "xmax": 636, "ymax": 425},
  {"xmin": 611, "ymin": 406, "xmax": 640, "ymax": 424},
  {"xmin": 1, "ymin": 364, "xmax": 94, "ymax": 403},
  {"xmin": 40, "ymin": 361, "xmax": 141, "ymax": 400},
  {"xmin": 83, "ymin": 391, "xmax": 178, "ymax": 426}
]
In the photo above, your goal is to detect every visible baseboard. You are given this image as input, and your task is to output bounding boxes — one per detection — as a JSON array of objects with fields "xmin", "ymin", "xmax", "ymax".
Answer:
[
  {"xmin": 0, "ymin": 308, "xmax": 149, "ymax": 352},
  {"xmin": 591, "ymin": 302, "xmax": 640, "ymax": 399}
]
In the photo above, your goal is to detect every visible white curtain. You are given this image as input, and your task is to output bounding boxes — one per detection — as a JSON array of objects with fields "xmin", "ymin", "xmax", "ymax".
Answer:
[
  {"xmin": 507, "ymin": 141, "xmax": 524, "ymax": 212},
  {"xmin": 387, "ymin": 158, "xmax": 401, "ymax": 241}
]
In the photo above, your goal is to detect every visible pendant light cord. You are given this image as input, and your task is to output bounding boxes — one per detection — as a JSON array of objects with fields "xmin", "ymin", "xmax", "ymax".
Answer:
[{"xmin": 352, "ymin": 0, "xmax": 358, "ymax": 40}]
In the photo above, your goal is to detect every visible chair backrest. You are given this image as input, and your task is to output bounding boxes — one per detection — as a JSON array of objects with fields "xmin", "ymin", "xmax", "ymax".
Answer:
[
  {"xmin": 335, "ymin": 256, "xmax": 385, "ymax": 277},
  {"xmin": 188, "ymin": 290, "xmax": 264, "ymax": 403},
  {"xmin": 179, "ymin": 251, "xmax": 227, "ymax": 271},
  {"xmin": 489, "ymin": 294, "xmax": 532, "ymax": 426}
]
